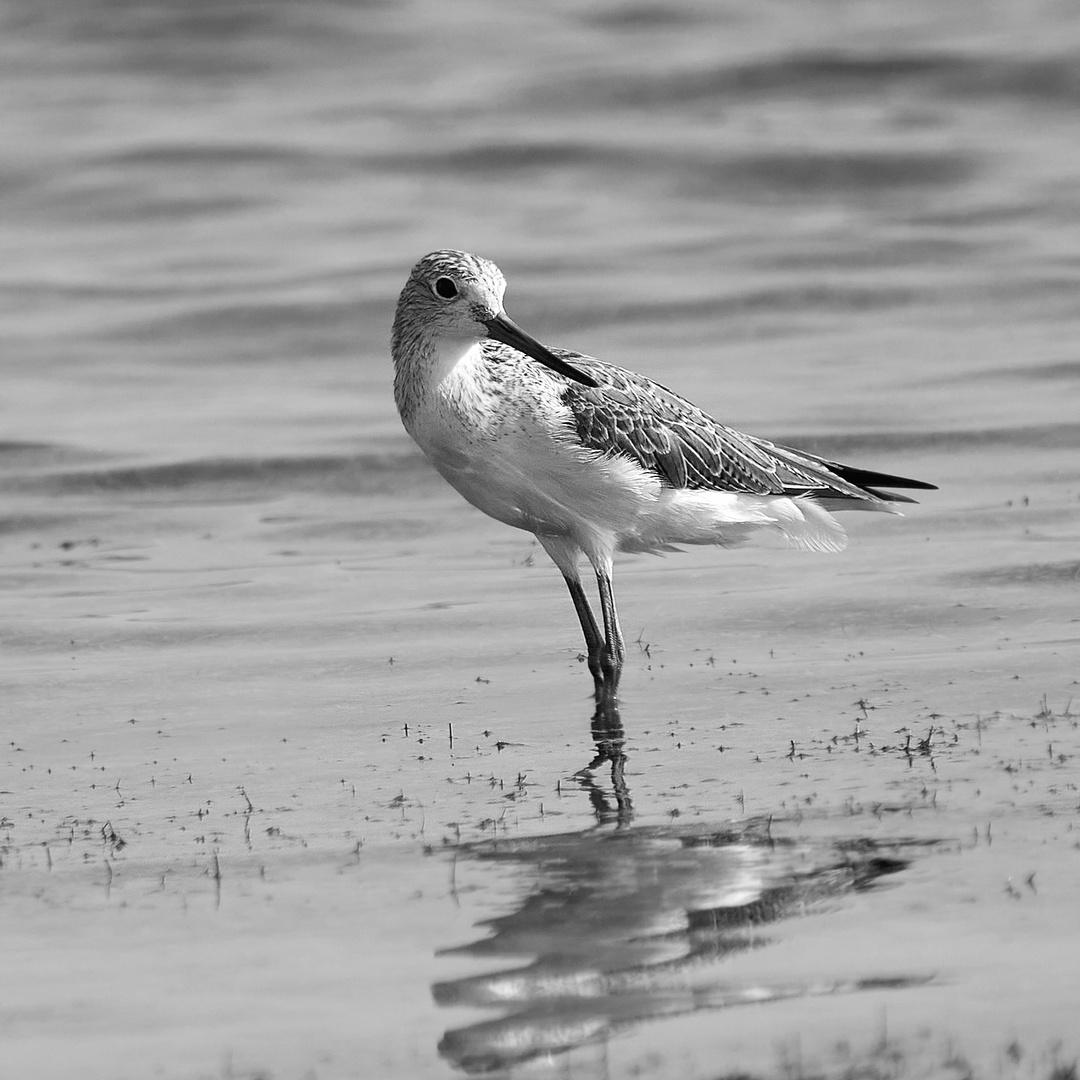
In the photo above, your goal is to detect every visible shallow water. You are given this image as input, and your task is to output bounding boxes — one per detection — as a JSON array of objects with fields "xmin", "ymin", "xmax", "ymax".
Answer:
[{"xmin": 3, "ymin": 1, "xmax": 1080, "ymax": 1078}]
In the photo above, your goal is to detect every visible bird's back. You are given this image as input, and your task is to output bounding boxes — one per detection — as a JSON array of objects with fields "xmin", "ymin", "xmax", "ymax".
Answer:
[{"xmin": 548, "ymin": 348, "xmax": 933, "ymax": 509}]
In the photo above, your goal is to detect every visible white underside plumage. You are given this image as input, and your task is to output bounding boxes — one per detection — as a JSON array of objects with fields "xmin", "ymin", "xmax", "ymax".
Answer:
[{"xmin": 405, "ymin": 344, "xmax": 853, "ymax": 571}]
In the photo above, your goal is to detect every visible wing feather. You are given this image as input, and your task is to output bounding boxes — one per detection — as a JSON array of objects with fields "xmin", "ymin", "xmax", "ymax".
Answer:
[{"xmin": 550, "ymin": 350, "xmax": 934, "ymax": 505}]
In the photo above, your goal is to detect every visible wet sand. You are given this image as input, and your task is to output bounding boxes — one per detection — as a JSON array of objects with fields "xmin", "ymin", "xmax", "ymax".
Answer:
[{"xmin": 3, "ymin": 1, "xmax": 1080, "ymax": 1077}]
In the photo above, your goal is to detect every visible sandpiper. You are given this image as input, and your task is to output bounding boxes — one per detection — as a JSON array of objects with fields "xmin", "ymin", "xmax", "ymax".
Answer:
[{"xmin": 392, "ymin": 250, "xmax": 934, "ymax": 703}]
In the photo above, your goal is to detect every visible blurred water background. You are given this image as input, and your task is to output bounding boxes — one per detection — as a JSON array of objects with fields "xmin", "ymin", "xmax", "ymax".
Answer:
[
  {"xmin": 5, "ymin": 0, "xmax": 1079, "ymax": 702},
  {"xmin": 5, "ymin": 0, "xmax": 1080, "ymax": 470},
  {"xmin": 3, "ymin": 3, "xmax": 1080, "ymax": 1077}
]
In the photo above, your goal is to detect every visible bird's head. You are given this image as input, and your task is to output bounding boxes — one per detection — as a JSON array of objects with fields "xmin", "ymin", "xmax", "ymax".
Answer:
[{"xmin": 393, "ymin": 250, "xmax": 597, "ymax": 387}]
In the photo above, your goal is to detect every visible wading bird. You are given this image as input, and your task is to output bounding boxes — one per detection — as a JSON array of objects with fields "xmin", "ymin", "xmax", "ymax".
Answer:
[{"xmin": 392, "ymin": 250, "xmax": 934, "ymax": 703}]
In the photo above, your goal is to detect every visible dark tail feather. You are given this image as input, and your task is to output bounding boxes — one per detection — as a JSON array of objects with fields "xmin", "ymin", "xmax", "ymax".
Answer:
[{"xmin": 827, "ymin": 462, "xmax": 937, "ymax": 493}]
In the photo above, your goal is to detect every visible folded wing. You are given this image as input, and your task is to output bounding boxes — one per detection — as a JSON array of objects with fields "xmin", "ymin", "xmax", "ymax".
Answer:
[{"xmin": 556, "ymin": 351, "xmax": 936, "ymax": 507}]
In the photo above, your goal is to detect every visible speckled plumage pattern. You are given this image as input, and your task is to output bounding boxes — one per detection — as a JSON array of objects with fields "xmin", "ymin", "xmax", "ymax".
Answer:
[
  {"xmin": 390, "ymin": 249, "xmax": 935, "ymax": 702},
  {"xmin": 556, "ymin": 352, "xmax": 920, "ymax": 502}
]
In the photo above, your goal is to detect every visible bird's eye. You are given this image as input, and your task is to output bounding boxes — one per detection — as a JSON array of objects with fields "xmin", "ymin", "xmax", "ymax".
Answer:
[{"xmin": 432, "ymin": 276, "xmax": 459, "ymax": 300}]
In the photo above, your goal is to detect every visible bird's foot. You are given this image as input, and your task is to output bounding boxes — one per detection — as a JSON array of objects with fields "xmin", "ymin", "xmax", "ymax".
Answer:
[
  {"xmin": 593, "ymin": 644, "xmax": 623, "ymax": 697},
  {"xmin": 592, "ymin": 673, "xmax": 620, "ymax": 709}
]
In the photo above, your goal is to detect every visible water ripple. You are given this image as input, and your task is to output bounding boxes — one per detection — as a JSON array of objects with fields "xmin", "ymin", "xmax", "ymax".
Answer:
[{"xmin": 2, "ymin": 452, "xmax": 437, "ymax": 498}]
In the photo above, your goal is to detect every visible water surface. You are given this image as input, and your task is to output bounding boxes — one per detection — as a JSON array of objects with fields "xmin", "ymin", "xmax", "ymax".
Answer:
[{"xmin": 2, "ymin": 1, "xmax": 1080, "ymax": 1077}]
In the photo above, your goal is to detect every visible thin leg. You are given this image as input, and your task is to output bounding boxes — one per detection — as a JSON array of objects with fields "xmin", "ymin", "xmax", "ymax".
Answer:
[
  {"xmin": 537, "ymin": 535, "xmax": 606, "ymax": 694},
  {"xmin": 595, "ymin": 567, "xmax": 625, "ymax": 698},
  {"xmin": 564, "ymin": 576, "xmax": 604, "ymax": 686}
]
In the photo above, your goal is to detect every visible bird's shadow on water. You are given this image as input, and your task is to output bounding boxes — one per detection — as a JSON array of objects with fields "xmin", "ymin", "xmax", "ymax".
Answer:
[{"xmin": 433, "ymin": 700, "xmax": 938, "ymax": 1076}]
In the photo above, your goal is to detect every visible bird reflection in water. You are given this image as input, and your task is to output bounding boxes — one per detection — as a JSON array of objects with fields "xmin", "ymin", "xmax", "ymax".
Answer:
[
  {"xmin": 574, "ymin": 697, "xmax": 631, "ymax": 825},
  {"xmin": 434, "ymin": 810, "xmax": 932, "ymax": 1075}
]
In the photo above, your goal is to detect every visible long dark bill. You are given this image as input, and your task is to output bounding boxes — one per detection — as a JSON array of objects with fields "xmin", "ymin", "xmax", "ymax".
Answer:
[{"xmin": 485, "ymin": 312, "xmax": 599, "ymax": 388}]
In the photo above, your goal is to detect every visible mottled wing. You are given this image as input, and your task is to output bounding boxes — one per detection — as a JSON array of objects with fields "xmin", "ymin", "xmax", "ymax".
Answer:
[{"xmin": 551, "ymin": 350, "xmax": 932, "ymax": 503}]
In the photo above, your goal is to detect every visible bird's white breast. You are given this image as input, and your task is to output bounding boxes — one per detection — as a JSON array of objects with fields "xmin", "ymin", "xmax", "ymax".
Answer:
[{"xmin": 404, "ymin": 348, "xmax": 662, "ymax": 552}]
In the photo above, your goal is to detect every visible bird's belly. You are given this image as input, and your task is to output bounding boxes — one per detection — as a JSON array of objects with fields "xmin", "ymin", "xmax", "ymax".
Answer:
[
  {"xmin": 415, "ymin": 420, "xmax": 850, "ymax": 557},
  {"xmin": 417, "ymin": 422, "xmax": 661, "ymax": 542}
]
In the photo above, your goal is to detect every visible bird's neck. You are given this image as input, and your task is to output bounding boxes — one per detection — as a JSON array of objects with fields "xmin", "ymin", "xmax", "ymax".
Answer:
[{"xmin": 393, "ymin": 327, "xmax": 485, "ymax": 427}]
